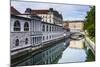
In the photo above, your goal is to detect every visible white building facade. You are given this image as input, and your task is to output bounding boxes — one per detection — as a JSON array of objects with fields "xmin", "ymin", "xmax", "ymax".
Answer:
[
  {"xmin": 11, "ymin": 7, "xmax": 67, "ymax": 56},
  {"xmin": 11, "ymin": 15, "xmax": 31, "ymax": 55},
  {"xmin": 42, "ymin": 22, "xmax": 65, "ymax": 43}
]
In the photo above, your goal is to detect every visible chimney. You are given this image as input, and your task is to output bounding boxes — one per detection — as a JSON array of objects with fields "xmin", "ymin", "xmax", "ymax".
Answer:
[
  {"xmin": 49, "ymin": 8, "xmax": 53, "ymax": 12},
  {"xmin": 25, "ymin": 8, "xmax": 32, "ymax": 14}
]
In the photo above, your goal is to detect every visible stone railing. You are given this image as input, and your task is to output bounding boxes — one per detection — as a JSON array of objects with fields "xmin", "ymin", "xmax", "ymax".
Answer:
[{"xmin": 85, "ymin": 36, "xmax": 95, "ymax": 54}]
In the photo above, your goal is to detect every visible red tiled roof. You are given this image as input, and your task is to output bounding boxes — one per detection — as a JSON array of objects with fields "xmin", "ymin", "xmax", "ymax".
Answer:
[
  {"xmin": 31, "ymin": 9, "xmax": 62, "ymax": 19},
  {"xmin": 31, "ymin": 10, "xmax": 49, "ymax": 14},
  {"xmin": 11, "ymin": 6, "xmax": 21, "ymax": 15}
]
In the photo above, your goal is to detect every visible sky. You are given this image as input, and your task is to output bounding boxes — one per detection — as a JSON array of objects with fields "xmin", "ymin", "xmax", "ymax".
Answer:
[{"xmin": 11, "ymin": 1, "xmax": 91, "ymax": 21}]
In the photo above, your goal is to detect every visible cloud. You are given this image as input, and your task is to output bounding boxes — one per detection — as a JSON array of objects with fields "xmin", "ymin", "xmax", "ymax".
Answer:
[{"xmin": 11, "ymin": 1, "xmax": 91, "ymax": 20}]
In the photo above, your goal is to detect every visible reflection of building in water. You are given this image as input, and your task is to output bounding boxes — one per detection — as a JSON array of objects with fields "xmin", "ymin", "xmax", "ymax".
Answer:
[
  {"xmin": 69, "ymin": 39, "xmax": 84, "ymax": 49},
  {"xmin": 17, "ymin": 42, "xmax": 65, "ymax": 65}
]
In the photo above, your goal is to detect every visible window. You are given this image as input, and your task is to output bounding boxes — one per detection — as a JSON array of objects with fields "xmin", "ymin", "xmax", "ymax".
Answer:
[
  {"xmin": 47, "ymin": 36, "xmax": 48, "ymax": 40},
  {"xmin": 52, "ymin": 26, "xmax": 53, "ymax": 31},
  {"xmin": 43, "ymin": 36, "xmax": 45, "ymax": 40},
  {"xmin": 50, "ymin": 26, "xmax": 51, "ymax": 32},
  {"xmin": 25, "ymin": 38, "xmax": 28, "ymax": 44},
  {"xmin": 14, "ymin": 20, "xmax": 20, "ymax": 31},
  {"xmin": 35, "ymin": 37, "xmax": 36, "ymax": 44},
  {"xmin": 37, "ymin": 37, "xmax": 39, "ymax": 43},
  {"xmin": 33, "ymin": 37, "xmax": 35, "ymax": 44},
  {"xmin": 49, "ymin": 36, "xmax": 51, "ymax": 39},
  {"xmin": 55, "ymin": 26, "xmax": 56, "ymax": 31},
  {"xmin": 15, "ymin": 39, "xmax": 19, "ymax": 46},
  {"xmin": 42, "ymin": 24, "xmax": 45, "ymax": 31},
  {"xmin": 24, "ymin": 22, "xmax": 29, "ymax": 31},
  {"xmin": 46, "ymin": 25, "xmax": 48, "ymax": 31},
  {"xmin": 54, "ymin": 26, "xmax": 55, "ymax": 31}
]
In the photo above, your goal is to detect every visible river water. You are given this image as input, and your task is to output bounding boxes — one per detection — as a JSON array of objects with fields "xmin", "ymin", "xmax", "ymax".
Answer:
[
  {"xmin": 16, "ymin": 38, "xmax": 95, "ymax": 66},
  {"xmin": 58, "ymin": 39, "xmax": 87, "ymax": 63}
]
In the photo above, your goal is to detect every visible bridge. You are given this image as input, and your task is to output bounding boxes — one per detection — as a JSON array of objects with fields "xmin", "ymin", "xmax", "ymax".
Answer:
[
  {"xmin": 70, "ymin": 32, "xmax": 95, "ymax": 55},
  {"xmin": 70, "ymin": 32, "xmax": 84, "ymax": 40}
]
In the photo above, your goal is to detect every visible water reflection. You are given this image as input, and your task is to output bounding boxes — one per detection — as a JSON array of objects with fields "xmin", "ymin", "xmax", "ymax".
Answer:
[
  {"xmin": 17, "ymin": 39, "xmax": 68, "ymax": 66},
  {"xmin": 16, "ymin": 38, "xmax": 93, "ymax": 66},
  {"xmin": 32, "ymin": 42, "xmax": 65, "ymax": 65},
  {"xmin": 58, "ymin": 39, "xmax": 87, "ymax": 63},
  {"xmin": 69, "ymin": 39, "xmax": 85, "ymax": 49}
]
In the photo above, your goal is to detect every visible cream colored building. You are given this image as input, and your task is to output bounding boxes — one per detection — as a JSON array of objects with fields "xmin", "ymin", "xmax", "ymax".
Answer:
[
  {"xmin": 63, "ymin": 20, "xmax": 84, "ymax": 32},
  {"xmin": 25, "ymin": 8, "xmax": 63, "ymax": 26}
]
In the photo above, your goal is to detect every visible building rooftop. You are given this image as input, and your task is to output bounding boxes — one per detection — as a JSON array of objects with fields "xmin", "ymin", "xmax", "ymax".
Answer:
[
  {"xmin": 25, "ymin": 8, "xmax": 63, "ymax": 19},
  {"xmin": 11, "ymin": 7, "xmax": 41, "ymax": 20},
  {"xmin": 11, "ymin": 6, "xmax": 21, "ymax": 15},
  {"xmin": 32, "ymin": 10, "xmax": 49, "ymax": 14}
]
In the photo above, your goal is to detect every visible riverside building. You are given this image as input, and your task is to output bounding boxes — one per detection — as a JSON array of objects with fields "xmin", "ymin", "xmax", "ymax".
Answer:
[
  {"xmin": 11, "ymin": 7, "xmax": 68, "ymax": 58},
  {"xmin": 63, "ymin": 20, "xmax": 84, "ymax": 33}
]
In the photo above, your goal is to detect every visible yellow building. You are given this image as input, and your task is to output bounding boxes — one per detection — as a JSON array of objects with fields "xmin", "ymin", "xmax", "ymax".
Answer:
[{"xmin": 63, "ymin": 20, "xmax": 84, "ymax": 32}]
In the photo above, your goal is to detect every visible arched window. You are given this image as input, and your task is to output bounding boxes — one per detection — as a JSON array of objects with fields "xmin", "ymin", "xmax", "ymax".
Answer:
[
  {"xmin": 14, "ymin": 20, "xmax": 20, "ymax": 31},
  {"xmin": 25, "ymin": 38, "xmax": 28, "ymax": 44},
  {"xmin": 24, "ymin": 22, "xmax": 29, "ymax": 31},
  {"xmin": 15, "ymin": 39, "xmax": 19, "ymax": 46}
]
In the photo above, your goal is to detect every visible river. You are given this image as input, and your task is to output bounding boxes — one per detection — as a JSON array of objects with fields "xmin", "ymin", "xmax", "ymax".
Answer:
[{"xmin": 15, "ymin": 38, "xmax": 95, "ymax": 66}]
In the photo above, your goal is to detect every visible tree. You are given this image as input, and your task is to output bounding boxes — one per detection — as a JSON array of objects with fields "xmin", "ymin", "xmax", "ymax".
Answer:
[{"xmin": 84, "ymin": 6, "xmax": 95, "ymax": 38}]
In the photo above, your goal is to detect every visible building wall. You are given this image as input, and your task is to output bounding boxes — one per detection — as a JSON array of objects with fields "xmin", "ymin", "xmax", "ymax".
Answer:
[
  {"xmin": 42, "ymin": 23, "xmax": 65, "ymax": 43},
  {"xmin": 10, "ymin": 17, "xmax": 30, "ymax": 32},
  {"xmin": 63, "ymin": 21, "xmax": 84, "ymax": 32},
  {"xmin": 37, "ymin": 13, "xmax": 62, "ymax": 25},
  {"xmin": 10, "ymin": 17, "xmax": 31, "ymax": 55},
  {"xmin": 69, "ymin": 22, "xmax": 83, "ymax": 30},
  {"xmin": 30, "ymin": 19, "xmax": 42, "ymax": 47},
  {"xmin": 11, "ymin": 14, "xmax": 67, "ymax": 56},
  {"xmin": 53, "ymin": 15, "xmax": 62, "ymax": 25}
]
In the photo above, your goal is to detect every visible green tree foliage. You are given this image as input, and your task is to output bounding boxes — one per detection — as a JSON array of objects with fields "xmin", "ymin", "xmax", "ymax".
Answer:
[{"xmin": 84, "ymin": 6, "xmax": 95, "ymax": 38}]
